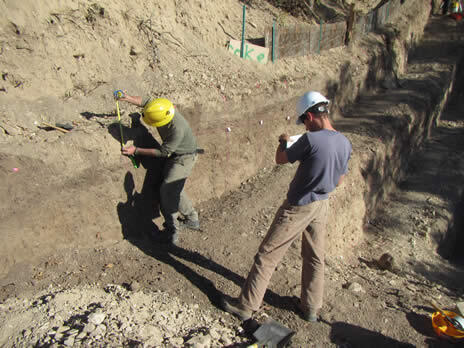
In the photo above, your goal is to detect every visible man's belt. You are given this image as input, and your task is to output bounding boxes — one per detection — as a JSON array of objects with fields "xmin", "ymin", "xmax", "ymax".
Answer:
[{"xmin": 172, "ymin": 148, "xmax": 205, "ymax": 157}]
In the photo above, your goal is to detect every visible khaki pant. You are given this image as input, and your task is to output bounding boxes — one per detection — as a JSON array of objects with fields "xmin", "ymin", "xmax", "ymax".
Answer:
[
  {"xmin": 239, "ymin": 199, "xmax": 329, "ymax": 314},
  {"xmin": 160, "ymin": 153, "xmax": 198, "ymax": 231}
]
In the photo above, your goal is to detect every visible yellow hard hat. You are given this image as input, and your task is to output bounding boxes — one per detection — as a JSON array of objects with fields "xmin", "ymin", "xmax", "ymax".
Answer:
[
  {"xmin": 431, "ymin": 310, "xmax": 464, "ymax": 340},
  {"xmin": 142, "ymin": 98, "xmax": 174, "ymax": 127}
]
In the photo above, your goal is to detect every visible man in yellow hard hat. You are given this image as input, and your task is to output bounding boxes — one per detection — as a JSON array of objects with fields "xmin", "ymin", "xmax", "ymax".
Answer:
[{"xmin": 119, "ymin": 93, "xmax": 200, "ymax": 245}]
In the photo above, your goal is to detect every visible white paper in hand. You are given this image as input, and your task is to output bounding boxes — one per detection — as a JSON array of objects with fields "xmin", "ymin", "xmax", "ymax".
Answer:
[{"xmin": 287, "ymin": 134, "xmax": 304, "ymax": 148}]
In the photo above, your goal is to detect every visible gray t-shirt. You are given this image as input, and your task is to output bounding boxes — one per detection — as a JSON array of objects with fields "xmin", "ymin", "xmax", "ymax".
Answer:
[
  {"xmin": 286, "ymin": 129, "xmax": 352, "ymax": 206},
  {"xmin": 156, "ymin": 111, "xmax": 197, "ymax": 157}
]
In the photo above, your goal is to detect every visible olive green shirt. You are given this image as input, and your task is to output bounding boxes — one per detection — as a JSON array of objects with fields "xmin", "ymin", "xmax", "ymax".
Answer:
[{"xmin": 142, "ymin": 97, "xmax": 197, "ymax": 157}]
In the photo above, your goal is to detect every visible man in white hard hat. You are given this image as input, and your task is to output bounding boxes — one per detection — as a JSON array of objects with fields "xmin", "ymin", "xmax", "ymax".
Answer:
[{"xmin": 222, "ymin": 91, "xmax": 352, "ymax": 322}]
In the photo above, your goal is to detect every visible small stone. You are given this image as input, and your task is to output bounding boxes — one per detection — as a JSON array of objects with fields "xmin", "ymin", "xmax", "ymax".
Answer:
[
  {"xmin": 186, "ymin": 334, "xmax": 212, "ymax": 348},
  {"xmin": 90, "ymin": 324, "xmax": 106, "ymax": 338},
  {"xmin": 209, "ymin": 328, "xmax": 221, "ymax": 340},
  {"xmin": 88, "ymin": 312, "xmax": 106, "ymax": 325},
  {"xmin": 220, "ymin": 336, "xmax": 233, "ymax": 346},
  {"xmin": 83, "ymin": 323, "xmax": 96, "ymax": 333},
  {"xmin": 129, "ymin": 280, "xmax": 140, "ymax": 292},
  {"xmin": 22, "ymin": 329, "xmax": 31, "ymax": 337},
  {"xmin": 76, "ymin": 331, "xmax": 87, "ymax": 340},
  {"xmin": 346, "ymin": 282, "xmax": 365, "ymax": 293},
  {"xmin": 56, "ymin": 326, "xmax": 70, "ymax": 333},
  {"xmin": 63, "ymin": 336, "xmax": 75, "ymax": 346},
  {"xmin": 171, "ymin": 337, "xmax": 184, "ymax": 346},
  {"xmin": 66, "ymin": 328, "xmax": 79, "ymax": 336},
  {"xmin": 129, "ymin": 46, "xmax": 141, "ymax": 55},
  {"xmin": 0, "ymin": 122, "xmax": 19, "ymax": 135},
  {"xmin": 377, "ymin": 253, "xmax": 394, "ymax": 271}
]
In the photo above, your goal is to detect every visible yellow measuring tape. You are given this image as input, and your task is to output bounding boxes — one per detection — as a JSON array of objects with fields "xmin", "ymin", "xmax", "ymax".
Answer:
[{"xmin": 116, "ymin": 99, "xmax": 138, "ymax": 168}]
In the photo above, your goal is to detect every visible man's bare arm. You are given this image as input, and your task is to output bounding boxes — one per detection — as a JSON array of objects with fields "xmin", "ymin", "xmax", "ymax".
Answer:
[
  {"xmin": 275, "ymin": 134, "xmax": 289, "ymax": 164},
  {"xmin": 119, "ymin": 94, "xmax": 143, "ymax": 107}
]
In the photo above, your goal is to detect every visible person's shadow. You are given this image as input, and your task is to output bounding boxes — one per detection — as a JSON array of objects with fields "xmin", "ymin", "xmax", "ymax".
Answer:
[
  {"xmin": 117, "ymin": 169, "xmax": 241, "ymax": 308},
  {"xmin": 329, "ymin": 321, "xmax": 416, "ymax": 348},
  {"xmin": 113, "ymin": 113, "xmax": 297, "ymax": 315},
  {"xmin": 112, "ymin": 114, "xmax": 234, "ymax": 308},
  {"xmin": 112, "ymin": 112, "xmax": 164, "ymax": 241}
]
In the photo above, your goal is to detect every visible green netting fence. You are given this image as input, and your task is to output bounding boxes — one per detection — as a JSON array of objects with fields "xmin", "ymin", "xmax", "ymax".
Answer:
[{"xmin": 264, "ymin": 0, "xmax": 403, "ymax": 62}]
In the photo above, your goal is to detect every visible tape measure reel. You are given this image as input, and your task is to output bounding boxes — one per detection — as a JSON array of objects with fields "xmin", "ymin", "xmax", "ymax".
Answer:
[{"xmin": 113, "ymin": 90, "xmax": 125, "ymax": 99}]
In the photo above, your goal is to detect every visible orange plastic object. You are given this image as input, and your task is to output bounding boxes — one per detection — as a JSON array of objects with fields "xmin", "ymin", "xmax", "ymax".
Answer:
[{"xmin": 431, "ymin": 310, "xmax": 464, "ymax": 340}]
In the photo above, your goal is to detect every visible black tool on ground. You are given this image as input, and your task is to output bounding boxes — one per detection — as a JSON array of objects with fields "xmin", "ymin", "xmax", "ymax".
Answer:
[
  {"xmin": 251, "ymin": 319, "xmax": 295, "ymax": 348},
  {"xmin": 429, "ymin": 299, "xmax": 464, "ymax": 332}
]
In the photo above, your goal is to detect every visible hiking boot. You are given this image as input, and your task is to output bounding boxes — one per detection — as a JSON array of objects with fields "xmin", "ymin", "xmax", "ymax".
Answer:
[
  {"xmin": 179, "ymin": 218, "xmax": 200, "ymax": 231},
  {"xmin": 292, "ymin": 296, "xmax": 318, "ymax": 322},
  {"xmin": 221, "ymin": 297, "xmax": 252, "ymax": 321},
  {"xmin": 159, "ymin": 230, "xmax": 179, "ymax": 246},
  {"xmin": 302, "ymin": 311, "xmax": 318, "ymax": 322},
  {"xmin": 170, "ymin": 231, "xmax": 179, "ymax": 245}
]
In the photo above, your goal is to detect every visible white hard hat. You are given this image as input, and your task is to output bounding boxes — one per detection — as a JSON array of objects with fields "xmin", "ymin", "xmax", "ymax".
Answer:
[{"xmin": 296, "ymin": 91, "xmax": 330, "ymax": 124}]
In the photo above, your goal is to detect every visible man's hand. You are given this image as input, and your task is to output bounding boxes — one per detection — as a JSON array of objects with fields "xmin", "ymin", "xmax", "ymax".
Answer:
[
  {"xmin": 122, "ymin": 145, "xmax": 136, "ymax": 156},
  {"xmin": 279, "ymin": 133, "xmax": 289, "ymax": 143}
]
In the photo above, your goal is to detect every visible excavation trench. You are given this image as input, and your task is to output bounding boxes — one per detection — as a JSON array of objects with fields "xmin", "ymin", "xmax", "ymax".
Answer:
[
  {"xmin": 435, "ymin": 55, "xmax": 464, "ymax": 261},
  {"xmin": 1, "ymin": 4, "xmax": 463, "ymax": 277}
]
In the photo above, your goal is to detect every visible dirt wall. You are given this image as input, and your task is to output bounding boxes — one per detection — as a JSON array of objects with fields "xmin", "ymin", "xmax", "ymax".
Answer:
[{"xmin": 0, "ymin": 0, "xmax": 440, "ymax": 276}]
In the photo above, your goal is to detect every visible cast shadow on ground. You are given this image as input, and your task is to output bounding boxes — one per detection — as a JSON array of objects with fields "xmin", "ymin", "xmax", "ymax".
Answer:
[
  {"xmin": 405, "ymin": 310, "xmax": 458, "ymax": 348},
  {"xmin": 328, "ymin": 320, "xmax": 415, "ymax": 348},
  {"xmin": 117, "ymin": 171, "xmax": 300, "ymax": 314},
  {"xmin": 116, "ymin": 171, "xmax": 237, "ymax": 308},
  {"xmin": 406, "ymin": 310, "xmax": 436, "ymax": 337}
]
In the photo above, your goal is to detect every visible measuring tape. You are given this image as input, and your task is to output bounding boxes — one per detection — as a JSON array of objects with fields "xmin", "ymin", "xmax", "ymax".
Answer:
[{"xmin": 115, "ymin": 91, "xmax": 138, "ymax": 169}]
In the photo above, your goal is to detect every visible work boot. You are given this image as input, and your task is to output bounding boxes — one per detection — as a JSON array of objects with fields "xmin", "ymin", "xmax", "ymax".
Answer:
[
  {"xmin": 159, "ymin": 229, "xmax": 179, "ymax": 246},
  {"xmin": 170, "ymin": 231, "xmax": 179, "ymax": 245},
  {"xmin": 302, "ymin": 310, "xmax": 318, "ymax": 322},
  {"xmin": 292, "ymin": 296, "xmax": 318, "ymax": 322},
  {"xmin": 179, "ymin": 218, "xmax": 200, "ymax": 231},
  {"xmin": 221, "ymin": 297, "xmax": 252, "ymax": 321}
]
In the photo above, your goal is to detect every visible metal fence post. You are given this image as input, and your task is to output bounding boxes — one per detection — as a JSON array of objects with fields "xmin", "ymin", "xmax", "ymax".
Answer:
[
  {"xmin": 272, "ymin": 19, "xmax": 276, "ymax": 62},
  {"xmin": 240, "ymin": 5, "xmax": 246, "ymax": 58}
]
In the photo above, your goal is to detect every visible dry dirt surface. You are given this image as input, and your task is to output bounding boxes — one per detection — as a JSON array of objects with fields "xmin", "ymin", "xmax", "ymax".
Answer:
[{"xmin": 1, "ymin": 0, "xmax": 464, "ymax": 347}]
